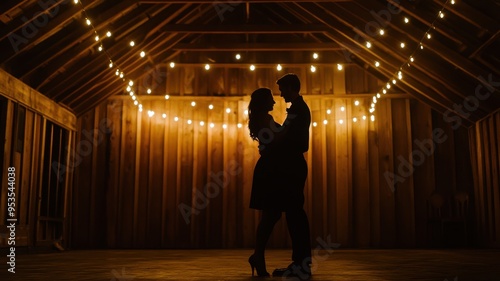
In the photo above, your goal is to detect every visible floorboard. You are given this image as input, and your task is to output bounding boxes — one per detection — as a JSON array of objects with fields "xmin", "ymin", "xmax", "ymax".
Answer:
[{"xmin": 1, "ymin": 249, "xmax": 499, "ymax": 280}]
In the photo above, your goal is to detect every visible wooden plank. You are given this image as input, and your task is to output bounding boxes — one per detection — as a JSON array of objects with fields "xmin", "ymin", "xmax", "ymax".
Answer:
[
  {"xmin": 0, "ymin": 69, "xmax": 76, "ymax": 130},
  {"xmin": 165, "ymin": 100, "xmax": 179, "ymax": 248},
  {"xmin": 311, "ymin": 98, "xmax": 324, "ymax": 241},
  {"xmin": 207, "ymin": 99, "xmax": 224, "ymax": 248},
  {"xmin": 377, "ymin": 99, "xmax": 396, "ymax": 247},
  {"xmin": 481, "ymin": 121, "xmax": 494, "ymax": 242},
  {"xmin": 19, "ymin": 109, "xmax": 34, "ymax": 225},
  {"xmin": 0, "ymin": 99, "xmax": 13, "ymax": 223},
  {"xmin": 495, "ymin": 113, "xmax": 500, "ymax": 245},
  {"xmin": 352, "ymin": 97, "xmax": 370, "ymax": 247},
  {"xmin": 118, "ymin": 102, "xmax": 137, "ymax": 247},
  {"xmin": 28, "ymin": 114, "xmax": 42, "ymax": 246},
  {"xmin": 409, "ymin": 100, "xmax": 435, "ymax": 247},
  {"xmin": 325, "ymin": 97, "xmax": 338, "ymax": 242},
  {"xmin": 368, "ymin": 97, "xmax": 380, "ymax": 247},
  {"xmin": 147, "ymin": 100, "xmax": 165, "ymax": 248},
  {"xmin": 177, "ymin": 100, "xmax": 193, "ymax": 247},
  {"xmin": 391, "ymin": 99, "xmax": 415, "ymax": 247},
  {"xmin": 136, "ymin": 101, "xmax": 151, "ymax": 248},
  {"xmin": 335, "ymin": 98, "xmax": 350, "ymax": 245},
  {"xmin": 106, "ymin": 100, "xmax": 122, "ymax": 247}
]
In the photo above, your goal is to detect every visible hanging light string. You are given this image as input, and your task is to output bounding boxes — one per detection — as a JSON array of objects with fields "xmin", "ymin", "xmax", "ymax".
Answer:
[
  {"xmin": 70, "ymin": 0, "xmax": 454, "ymax": 127},
  {"xmin": 368, "ymin": 0, "xmax": 455, "ymax": 120}
]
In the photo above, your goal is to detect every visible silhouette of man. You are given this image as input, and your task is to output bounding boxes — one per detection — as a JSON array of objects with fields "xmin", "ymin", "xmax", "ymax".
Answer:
[{"xmin": 273, "ymin": 73, "xmax": 312, "ymax": 279}]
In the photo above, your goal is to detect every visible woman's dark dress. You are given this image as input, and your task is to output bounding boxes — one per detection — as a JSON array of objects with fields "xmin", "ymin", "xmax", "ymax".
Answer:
[{"xmin": 249, "ymin": 113, "xmax": 291, "ymax": 211}]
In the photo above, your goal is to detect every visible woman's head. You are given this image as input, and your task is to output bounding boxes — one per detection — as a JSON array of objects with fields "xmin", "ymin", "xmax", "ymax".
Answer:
[
  {"xmin": 248, "ymin": 88, "xmax": 275, "ymax": 141},
  {"xmin": 248, "ymin": 88, "xmax": 275, "ymax": 114}
]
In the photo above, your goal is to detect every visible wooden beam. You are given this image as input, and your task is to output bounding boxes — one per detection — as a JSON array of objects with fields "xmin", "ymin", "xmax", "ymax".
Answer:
[
  {"xmin": 0, "ymin": 69, "xmax": 76, "ymax": 130},
  {"xmin": 431, "ymin": 0, "xmax": 499, "ymax": 34},
  {"xmin": 171, "ymin": 42, "xmax": 343, "ymax": 51},
  {"xmin": 161, "ymin": 24, "xmax": 329, "ymax": 33},
  {"xmin": 385, "ymin": 0, "xmax": 499, "ymax": 91},
  {"xmin": 0, "ymin": 0, "xmax": 25, "ymax": 20},
  {"xmin": 0, "ymin": 0, "xmax": 96, "ymax": 64},
  {"xmin": 15, "ymin": 0, "xmax": 139, "ymax": 81},
  {"xmin": 324, "ymin": 2, "xmax": 495, "ymax": 114},
  {"xmin": 38, "ymin": 4, "xmax": 183, "ymax": 98},
  {"xmin": 140, "ymin": 0, "xmax": 352, "ymax": 2}
]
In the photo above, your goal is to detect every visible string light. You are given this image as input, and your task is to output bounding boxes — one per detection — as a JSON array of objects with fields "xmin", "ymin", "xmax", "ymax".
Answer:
[{"xmin": 74, "ymin": 0, "xmax": 456, "ymax": 128}]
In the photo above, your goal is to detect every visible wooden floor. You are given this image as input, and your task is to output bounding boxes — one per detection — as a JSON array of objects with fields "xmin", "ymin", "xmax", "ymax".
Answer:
[{"xmin": 2, "ymin": 248, "xmax": 500, "ymax": 281}]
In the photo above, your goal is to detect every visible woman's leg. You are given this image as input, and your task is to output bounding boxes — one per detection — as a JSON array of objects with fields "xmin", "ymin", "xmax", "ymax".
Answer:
[{"xmin": 255, "ymin": 210, "xmax": 282, "ymax": 256}]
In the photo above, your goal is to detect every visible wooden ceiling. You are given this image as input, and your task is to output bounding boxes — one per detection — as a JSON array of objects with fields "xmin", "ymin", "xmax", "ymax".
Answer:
[{"xmin": 0, "ymin": 0, "xmax": 498, "ymax": 122}]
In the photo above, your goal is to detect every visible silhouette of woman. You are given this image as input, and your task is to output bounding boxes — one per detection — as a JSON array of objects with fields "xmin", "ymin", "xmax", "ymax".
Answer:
[{"xmin": 247, "ymin": 88, "xmax": 287, "ymax": 277}]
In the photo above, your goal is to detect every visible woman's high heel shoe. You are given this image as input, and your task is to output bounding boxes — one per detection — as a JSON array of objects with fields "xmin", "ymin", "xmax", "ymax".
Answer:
[{"xmin": 248, "ymin": 254, "xmax": 270, "ymax": 277}]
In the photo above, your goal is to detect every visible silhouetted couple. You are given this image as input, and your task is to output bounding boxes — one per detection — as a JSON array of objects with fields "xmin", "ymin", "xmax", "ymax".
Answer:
[{"xmin": 247, "ymin": 74, "xmax": 312, "ymax": 280}]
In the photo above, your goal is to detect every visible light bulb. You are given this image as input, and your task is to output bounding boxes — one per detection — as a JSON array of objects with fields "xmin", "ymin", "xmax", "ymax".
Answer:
[
  {"xmin": 237, "ymin": 123, "xmax": 243, "ymax": 128},
  {"xmin": 208, "ymin": 104, "xmax": 214, "ymax": 110},
  {"xmin": 147, "ymin": 88, "xmax": 152, "ymax": 94},
  {"xmin": 323, "ymin": 120, "xmax": 328, "ymax": 125},
  {"xmin": 341, "ymin": 106, "xmax": 345, "ymax": 112},
  {"xmin": 200, "ymin": 121, "xmax": 205, "ymax": 126},
  {"xmin": 404, "ymin": 17, "xmax": 409, "ymax": 23},
  {"xmin": 326, "ymin": 109, "xmax": 332, "ymax": 115},
  {"xmin": 244, "ymin": 109, "xmax": 248, "ymax": 115},
  {"xmin": 86, "ymin": 18, "xmax": 91, "ymax": 25},
  {"xmin": 106, "ymin": 31, "xmax": 112, "ymax": 37},
  {"xmin": 337, "ymin": 64, "xmax": 343, "ymax": 71},
  {"xmin": 375, "ymin": 61, "xmax": 380, "ymax": 67},
  {"xmin": 205, "ymin": 64, "xmax": 210, "ymax": 70},
  {"xmin": 98, "ymin": 46, "xmax": 103, "ymax": 52},
  {"xmin": 130, "ymin": 41, "xmax": 135, "ymax": 47},
  {"xmin": 250, "ymin": 65, "xmax": 255, "ymax": 71},
  {"xmin": 366, "ymin": 41, "xmax": 372, "ymax": 48},
  {"xmin": 222, "ymin": 124, "xmax": 227, "ymax": 129},
  {"xmin": 376, "ymin": 93, "xmax": 381, "ymax": 98},
  {"xmin": 140, "ymin": 51, "xmax": 146, "ymax": 57},
  {"xmin": 73, "ymin": 0, "xmax": 78, "ymax": 4},
  {"xmin": 313, "ymin": 122, "xmax": 318, "ymax": 127},
  {"xmin": 353, "ymin": 117, "xmax": 357, "ymax": 123},
  {"xmin": 191, "ymin": 101, "xmax": 196, "ymax": 107},
  {"xmin": 95, "ymin": 35, "xmax": 99, "ymax": 41},
  {"xmin": 165, "ymin": 95, "xmax": 170, "ymax": 100},
  {"xmin": 170, "ymin": 62, "xmax": 175, "ymax": 68},
  {"xmin": 235, "ymin": 54, "xmax": 241, "ymax": 60},
  {"xmin": 339, "ymin": 119, "xmax": 344, "ymax": 124},
  {"xmin": 129, "ymin": 80, "xmax": 134, "ymax": 86},
  {"xmin": 174, "ymin": 117, "xmax": 179, "ymax": 122},
  {"xmin": 371, "ymin": 115, "xmax": 375, "ymax": 122},
  {"xmin": 400, "ymin": 42, "xmax": 405, "ymax": 48},
  {"xmin": 187, "ymin": 120, "xmax": 192, "ymax": 125},
  {"xmin": 162, "ymin": 114, "xmax": 167, "ymax": 119},
  {"xmin": 354, "ymin": 100, "xmax": 360, "ymax": 106},
  {"xmin": 439, "ymin": 11, "xmax": 445, "ymax": 18},
  {"xmin": 226, "ymin": 108, "xmax": 231, "ymax": 113},
  {"xmin": 379, "ymin": 29, "xmax": 385, "ymax": 35},
  {"xmin": 313, "ymin": 53, "xmax": 319, "ymax": 59},
  {"xmin": 277, "ymin": 64, "xmax": 282, "ymax": 71},
  {"xmin": 210, "ymin": 123, "xmax": 215, "ymax": 128},
  {"xmin": 310, "ymin": 65, "xmax": 316, "ymax": 72}
]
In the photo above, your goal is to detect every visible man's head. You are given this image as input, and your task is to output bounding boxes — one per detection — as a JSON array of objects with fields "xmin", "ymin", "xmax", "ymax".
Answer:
[{"xmin": 277, "ymin": 73, "xmax": 300, "ymax": 103}]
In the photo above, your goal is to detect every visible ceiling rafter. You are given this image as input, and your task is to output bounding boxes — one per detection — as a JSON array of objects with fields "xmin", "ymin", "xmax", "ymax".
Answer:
[
  {"xmin": 325, "ymin": 1, "xmax": 494, "ymax": 114},
  {"xmin": 14, "ymin": 0, "xmax": 140, "ymax": 82},
  {"xmin": 0, "ymin": 0, "xmax": 100, "ymax": 64},
  {"xmin": 288, "ymin": 2, "xmax": 485, "ymax": 122},
  {"xmin": 64, "ymin": 3, "xmax": 220, "ymax": 113},
  {"xmin": 44, "ymin": 4, "xmax": 188, "ymax": 100},
  {"xmin": 385, "ymin": 0, "xmax": 499, "ymax": 91}
]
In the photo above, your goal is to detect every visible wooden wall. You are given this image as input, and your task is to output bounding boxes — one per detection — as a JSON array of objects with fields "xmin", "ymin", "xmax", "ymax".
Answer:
[
  {"xmin": 469, "ymin": 109, "xmax": 500, "ymax": 247},
  {"xmin": 0, "ymin": 69, "xmax": 76, "ymax": 248},
  {"xmin": 71, "ymin": 92, "xmax": 475, "ymax": 249}
]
